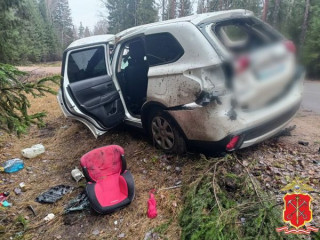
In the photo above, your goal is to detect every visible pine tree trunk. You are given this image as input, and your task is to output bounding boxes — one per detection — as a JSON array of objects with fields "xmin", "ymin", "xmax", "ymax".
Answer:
[
  {"xmin": 299, "ymin": 0, "xmax": 310, "ymax": 50},
  {"xmin": 162, "ymin": 0, "xmax": 165, "ymax": 20},
  {"xmin": 286, "ymin": 0, "xmax": 295, "ymax": 23},
  {"xmin": 170, "ymin": 0, "xmax": 176, "ymax": 19},
  {"xmin": 262, "ymin": 0, "xmax": 269, "ymax": 22},
  {"xmin": 272, "ymin": 0, "xmax": 280, "ymax": 27}
]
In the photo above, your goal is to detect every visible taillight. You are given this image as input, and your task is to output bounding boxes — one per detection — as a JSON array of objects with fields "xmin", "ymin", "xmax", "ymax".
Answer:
[
  {"xmin": 235, "ymin": 56, "xmax": 250, "ymax": 74},
  {"xmin": 284, "ymin": 40, "xmax": 296, "ymax": 54},
  {"xmin": 226, "ymin": 135, "xmax": 240, "ymax": 151}
]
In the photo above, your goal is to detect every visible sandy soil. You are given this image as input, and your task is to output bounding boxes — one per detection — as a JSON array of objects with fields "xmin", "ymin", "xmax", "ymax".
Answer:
[{"xmin": 1, "ymin": 67, "xmax": 320, "ymax": 239}]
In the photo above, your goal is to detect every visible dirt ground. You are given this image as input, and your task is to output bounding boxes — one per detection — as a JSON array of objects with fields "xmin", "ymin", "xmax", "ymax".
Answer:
[{"xmin": 1, "ymin": 67, "xmax": 320, "ymax": 239}]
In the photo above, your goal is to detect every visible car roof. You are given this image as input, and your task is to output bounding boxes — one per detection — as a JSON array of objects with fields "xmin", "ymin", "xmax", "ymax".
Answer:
[
  {"xmin": 66, "ymin": 34, "xmax": 115, "ymax": 49},
  {"xmin": 116, "ymin": 9, "xmax": 253, "ymax": 40}
]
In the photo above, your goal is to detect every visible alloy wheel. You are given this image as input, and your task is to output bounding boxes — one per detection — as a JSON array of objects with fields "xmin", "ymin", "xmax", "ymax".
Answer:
[{"xmin": 151, "ymin": 116, "xmax": 175, "ymax": 150}]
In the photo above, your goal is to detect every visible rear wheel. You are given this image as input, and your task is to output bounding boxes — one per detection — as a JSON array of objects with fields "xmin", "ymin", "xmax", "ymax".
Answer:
[{"xmin": 148, "ymin": 110, "xmax": 186, "ymax": 154}]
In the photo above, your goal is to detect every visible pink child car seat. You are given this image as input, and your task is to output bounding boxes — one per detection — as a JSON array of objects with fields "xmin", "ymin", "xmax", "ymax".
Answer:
[{"xmin": 80, "ymin": 145, "xmax": 135, "ymax": 214}]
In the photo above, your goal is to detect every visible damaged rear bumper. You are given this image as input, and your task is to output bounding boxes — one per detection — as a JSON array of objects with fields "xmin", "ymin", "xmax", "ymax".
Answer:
[
  {"xmin": 168, "ymin": 69, "xmax": 304, "ymax": 152},
  {"xmin": 187, "ymin": 102, "xmax": 300, "ymax": 152}
]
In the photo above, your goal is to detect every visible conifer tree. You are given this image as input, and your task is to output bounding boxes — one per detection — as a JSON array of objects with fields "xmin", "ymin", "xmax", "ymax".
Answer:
[
  {"xmin": 84, "ymin": 26, "xmax": 91, "ymax": 37},
  {"xmin": 178, "ymin": 0, "xmax": 192, "ymax": 17},
  {"xmin": 52, "ymin": 0, "xmax": 74, "ymax": 50},
  {"xmin": 78, "ymin": 22, "xmax": 85, "ymax": 39},
  {"xmin": 102, "ymin": 0, "xmax": 157, "ymax": 33},
  {"xmin": 0, "ymin": 64, "xmax": 59, "ymax": 135}
]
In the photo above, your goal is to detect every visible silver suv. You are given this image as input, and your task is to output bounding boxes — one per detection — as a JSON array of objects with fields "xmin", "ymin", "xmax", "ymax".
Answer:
[{"xmin": 58, "ymin": 10, "xmax": 304, "ymax": 153}]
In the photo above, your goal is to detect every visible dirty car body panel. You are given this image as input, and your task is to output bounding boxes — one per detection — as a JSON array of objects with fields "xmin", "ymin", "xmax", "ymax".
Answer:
[{"xmin": 58, "ymin": 10, "xmax": 304, "ymax": 152}]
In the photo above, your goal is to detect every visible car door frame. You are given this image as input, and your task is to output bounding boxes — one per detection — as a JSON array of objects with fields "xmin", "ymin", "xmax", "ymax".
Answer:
[
  {"xmin": 58, "ymin": 42, "xmax": 123, "ymax": 137},
  {"xmin": 110, "ymin": 36, "xmax": 146, "ymax": 128}
]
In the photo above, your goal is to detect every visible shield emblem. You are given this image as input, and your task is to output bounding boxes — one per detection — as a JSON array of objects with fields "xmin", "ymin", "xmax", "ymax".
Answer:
[{"xmin": 283, "ymin": 193, "xmax": 312, "ymax": 228}]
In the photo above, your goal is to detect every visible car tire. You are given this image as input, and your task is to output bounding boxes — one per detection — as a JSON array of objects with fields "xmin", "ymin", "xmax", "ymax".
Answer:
[{"xmin": 148, "ymin": 110, "xmax": 186, "ymax": 154}]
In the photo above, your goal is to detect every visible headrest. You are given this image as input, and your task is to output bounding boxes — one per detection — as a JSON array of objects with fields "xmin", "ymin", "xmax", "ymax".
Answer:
[
  {"xmin": 80, "ymin": 145, "xmax": 126, "ymax": 182},
  {"xmin": 129, "ymin": 41, "xmax": 145, "ymax": 60}
]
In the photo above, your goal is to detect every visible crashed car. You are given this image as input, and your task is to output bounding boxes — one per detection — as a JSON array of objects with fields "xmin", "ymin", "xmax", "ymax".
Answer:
[{"xmin": 57, "ymin": 9, "xmax": 304, "ymax": 153}]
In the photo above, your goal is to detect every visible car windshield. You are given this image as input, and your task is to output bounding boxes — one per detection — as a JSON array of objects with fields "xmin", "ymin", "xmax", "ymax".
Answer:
[{"xmin": 212, "ymin": 17, "xmax": 282, "ymax": 54}]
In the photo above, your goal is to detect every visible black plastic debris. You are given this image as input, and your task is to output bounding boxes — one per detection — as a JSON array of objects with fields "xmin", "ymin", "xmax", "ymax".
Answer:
[
  {"xmin": 36, "ymin": 185, "xmax": 73, "ymax": 203},
  {"xmin": 64, "ymin": 191, "xmax": 90, "ymax": 214},
  {"xmin": 27, "ymin": 205, "xmax": 37, "ymax": 216},
  {"xmin": 298, "ymin": 141, "xmax": 309, "ymax": 146}
]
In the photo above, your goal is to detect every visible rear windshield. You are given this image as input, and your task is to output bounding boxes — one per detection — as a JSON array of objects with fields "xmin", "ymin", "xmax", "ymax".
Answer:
[{"xmin": 212, "ymin": 17, "xmax": 282, "ymax": 54}]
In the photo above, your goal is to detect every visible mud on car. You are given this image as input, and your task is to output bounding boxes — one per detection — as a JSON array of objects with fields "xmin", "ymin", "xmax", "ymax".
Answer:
[{"xmin": 58, "ymin": 9, "xmax": 304, "ymax": 154}]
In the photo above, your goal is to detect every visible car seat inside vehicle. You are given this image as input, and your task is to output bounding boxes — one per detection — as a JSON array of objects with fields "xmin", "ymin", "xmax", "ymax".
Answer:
[{"xmin": 117, "ymin": 40, "xmax": 149, "ymax": 116}]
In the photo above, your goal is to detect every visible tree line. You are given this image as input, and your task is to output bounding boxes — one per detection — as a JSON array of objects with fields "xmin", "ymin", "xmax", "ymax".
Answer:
[
  {"xmin": 103, "ymin": 0, "xmax": 320, "ymax": 78},
  {"xmin": 0, "ymin": 0, "xmax": 319, "ymax": 78},
  {"xmin": 0, "ymin": 0, "xmax": 102, "ymax": 64}
]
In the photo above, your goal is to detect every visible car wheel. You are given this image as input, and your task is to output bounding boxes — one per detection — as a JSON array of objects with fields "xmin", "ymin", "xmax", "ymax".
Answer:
[{"xmin": 148, "ymin": 110, "xmax": 186, "ymax": 154}]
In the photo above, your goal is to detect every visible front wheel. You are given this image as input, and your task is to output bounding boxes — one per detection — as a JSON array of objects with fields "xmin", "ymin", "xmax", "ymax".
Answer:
[{"xmin": 148, "ymin": 110, "xmax": 186, "ymax": 154}]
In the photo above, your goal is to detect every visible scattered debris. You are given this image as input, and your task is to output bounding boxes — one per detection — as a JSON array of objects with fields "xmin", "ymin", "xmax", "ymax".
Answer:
[
  {"xmin": 147, "ymin": 190, "xmax": 157, "ymax": 219},
  {"xmin": 175, "ymin": 167, "xmax": 181, "ymax": 172},
  {"xmin": 158, "ymin": 185, "xmax": 182, "ymax": 192},
  {"xmin": 44, "ymin": 213, "xmax": 55, "ymax": 222},
  {"xmin": 92, "ymin": 229, "xmax": 100, "ymax": 236},
  {"xmin": 144, "ymin": 230, "xmax": 159, "ymax": 240},
  {"xmin": 64, "ymin": 191, "xmax": 90, "ymax": 213},
  {"xmin": 0, "ymin": 192, "xmax": 9, "ymax": 202},
  {"xmin": 175, "ymin": 180, "xmax": 182, "ymax": 186},
  {"xmin": 1, "ymin": 158, "xmax": 24, "ymax": 173},
  {"xmin": 277, "ymin": 125, "xmax": 296, "ymax": 137},
  {"xmin": 298, "ymin": 140, "xmax": 309, "ymax": 146},
  {"xmin": 21, "ymin": 144, "xmax": 45, "ymax": 159},
  {"xmin": 36, "ymin": 185, "xmax": 73, "ymax": 203},
  {"xmin": 1, "ymin": 201, "xmax": 12, "ymax": 207},
  {"xmin": 14, "ymin": 188, "xmax": 22, "ymax": 195},
  {"xmin": 313, "ymin": 160, "xmax": 320, "ymax": 166},
  {"xmin": 118, "ymin": 233, "xmax": 125, "ymax": 238},
  {"xmin": 19, "ymin": 182, "xmax": 26, "ymax": 192},
  {"xmin": 114, "ymin": 220, "xmax": 118, "ymax": 225},
  {"xmin": 71, "ymin": 167, "xmax": 84, "ymax": 182},
  {"xmin": 27, "ymin": 205, "xmax": 37, "ymax": 216}
]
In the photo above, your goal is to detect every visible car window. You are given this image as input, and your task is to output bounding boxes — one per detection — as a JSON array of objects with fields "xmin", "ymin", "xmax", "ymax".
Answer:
[
  {"xmin": 213, "ymin": 18, "xmax": 282, "ymax": 54},
  {"xmin": 222, "ymin": 25, "xmax": 248, "ymax": 42},
  {"xmin": 145, "ymin": 33, "xmax": 184, "ymax": 66},
  {"xmin": 67, "ymin": 46, "xmax": 107, "ymax": 83}
]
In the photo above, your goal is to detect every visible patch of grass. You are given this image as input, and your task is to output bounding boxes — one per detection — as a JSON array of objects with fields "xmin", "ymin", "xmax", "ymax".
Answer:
[
  {"xmin": 15, "ymin": 215, "xmax": 28, "ymax": 231},
  {"xmin": 179, "ymin": 155, "xmax": 303, "ymax": 240},
  {"xmin": 154, "ymin": 219, "xmax": 173, "ymax": 235}
]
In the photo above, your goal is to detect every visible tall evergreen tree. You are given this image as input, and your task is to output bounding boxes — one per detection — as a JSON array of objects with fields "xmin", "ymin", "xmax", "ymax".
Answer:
[
  {"xmin": 136, "ymin": 0, "xmax": 158, "ymax": 25},
  {"xmin": 102, "ymin": 0, "xmax": 157, "ymax": 33},
  {"xmin": 303, "ymin": 1, "xmax": 320, "ymax": 77},
  {"xmin": 78, "ymin": 22, "xmax": 85, "ymax": 38},
  {"xmin": 52, "ymin": 0, "xmax": 74, "ymax": 50},
  {"xmin": 84, "ymin": 26, "xmax": 91, "ymax": 37},
  {"xmin": 178, "ymin": 0, "xmax": 192, "ymax": 17}
]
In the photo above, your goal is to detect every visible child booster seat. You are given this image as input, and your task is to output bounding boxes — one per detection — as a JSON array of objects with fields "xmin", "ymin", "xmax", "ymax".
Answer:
[{"xmin": 80, "ymin": 145, "xmax": 135, "ymax": 214}]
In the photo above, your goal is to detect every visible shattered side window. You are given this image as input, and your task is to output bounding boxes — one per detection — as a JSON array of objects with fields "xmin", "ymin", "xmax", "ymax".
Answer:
[
  {"xmin": 67, "ymin": 46, "xmax": 107, "ymax": 83},
  {"xmin": 145, "ymin": 33, "xmax": 184, "ymax": 66}
]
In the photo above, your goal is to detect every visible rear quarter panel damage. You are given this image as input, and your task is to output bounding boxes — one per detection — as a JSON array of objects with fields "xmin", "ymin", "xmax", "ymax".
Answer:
[{"xmin": 145, "ymin": 22, "xmax": 224, "ymax": 107}]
